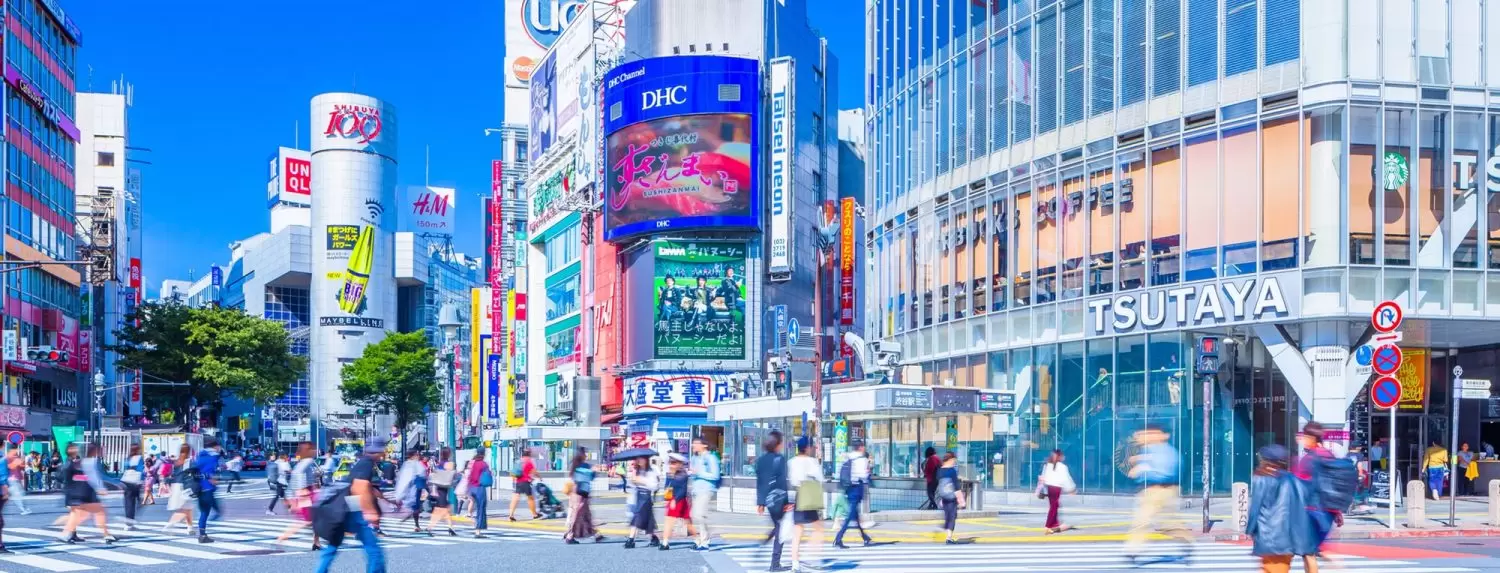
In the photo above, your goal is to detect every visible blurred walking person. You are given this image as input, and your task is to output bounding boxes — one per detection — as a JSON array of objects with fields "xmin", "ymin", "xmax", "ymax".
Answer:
[
  {"xmin": 689, "ymin": 438, "xmax": 719, "ymax": 549},
  {"xmin": 59, "ymin": 444, "xmax": 117, "ymax": 544},
  {"xmin": 1248, "ymin": 445, "xmax": 1320, "ymax": 573},
  {"xmin": 425, "ymin": 447, "xmax": 458, "ymax": 536},
  {"xmin": 659, "ymin": 453, "xmax": 696, "ymax": 550},
  {"xmin": 121, "ymin": 444, "xmax": 146, "ymax": 529},
  {"xmin": 142, "ymin": 455, "xmax": 158, "ymax": 505},
  {"xmin": 506, "ymin": 447, "xmax": 540, "ymax": 521},
  {"xmin": 937, "ymin": 452, "xmax": 967, "ymax": 544},
  {"xmin": 1123, "ymin": 425, "xmax": 1192, "ymax": 565},
  {"xmin": 162, "ymin": 445, "xmax": 196, "ymax": 534},
  {"xmin": 394, "ymin": 449, "xmax": 428, "ymax": 535},
  {"xmin": 193, "ymin": 437, "xmax": 224, "ymax": 543},
  {"xmin": 563, "ymin": 448, "xmax": 603, "ymax": 543},
  {"xmin": 5, "ymin": 450, "xmax": 28, "ymax": 515},
  {"xmin": 466, "ymin": 449, "xmax": 492, "ymax": 538},
  {"xmin": 922, "ymin": 447, "xmax": 940, "ymax": 509},
  {"xmin": 833, "ymin": 441, "xmax": 872, "ymax": 549},
  {"xmin": 276, "ymin": 442, "xmax": 322, "ymax": 550},
  {"xmin": 788, "ymin": 436, "xmax": 826, "ymax": 571},
  {"xmin": 1040, "ymin": 449, "xmax": 1076, "ymax": 534},
  {"xmin": 267, "ymin": 451, "xmax": 291, "ymax": 516},
  {"xmin": 623, "ymin": 456, "xmax": 661, "ymax": 549},
  {"xmin": 315, "ymin": 438, "xmax": 387, "ymax": 573},
  {"xmin": 755, "ymin": 431, "xmax": 791, "ymax": 572}
]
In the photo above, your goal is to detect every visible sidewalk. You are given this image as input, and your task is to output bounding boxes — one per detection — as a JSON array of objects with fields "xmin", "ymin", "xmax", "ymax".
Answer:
[{"xmin": 457, "ymin": 493, "xmax": 1500, "ymax": 544}]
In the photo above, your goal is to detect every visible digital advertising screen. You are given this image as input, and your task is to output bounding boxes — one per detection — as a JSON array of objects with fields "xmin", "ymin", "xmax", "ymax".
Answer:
[
  {"xmin": 651, "ymin": 240, "xmax": 747, "ymax": 360},
  {"xmin": 602, "ymin": 55, "xmax": 760, "ymax": 241}
]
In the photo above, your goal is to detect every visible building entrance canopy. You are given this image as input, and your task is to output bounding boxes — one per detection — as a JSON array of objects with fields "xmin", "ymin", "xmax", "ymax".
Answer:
[{"xmin": 827, "ymin": 385, "xmax": 1017, "ymax": 421}]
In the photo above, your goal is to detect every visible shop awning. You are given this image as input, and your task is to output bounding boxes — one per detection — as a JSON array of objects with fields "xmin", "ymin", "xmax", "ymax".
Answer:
[
  {"xmin": 496, "ymin": 425, "xmax": 610, "ymax": 441},
  {"xmin": 708, "ymin": 393, "xmax": 816, "ymax": 422}
]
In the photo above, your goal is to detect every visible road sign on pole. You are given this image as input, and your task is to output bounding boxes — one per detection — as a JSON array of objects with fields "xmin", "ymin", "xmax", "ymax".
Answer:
[
  {"xmin": 1372, "ymin": 300, "xmax": 1403, "ymax": 332},
  {"xmin": 787, "ymin": 318, "xmax": 801, "ymax": 347},
  {"xmin": 1371, "ymin": 376, "xmax": 1402, "ymax": 409},
  {"xmin": 1372, "ymin": 344, "xmax": 1403, "ymax": 376}
]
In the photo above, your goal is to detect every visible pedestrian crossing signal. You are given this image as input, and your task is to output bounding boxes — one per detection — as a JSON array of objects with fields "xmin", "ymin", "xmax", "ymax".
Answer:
[{"xmin": 1195, "ymin": 336, "xmax": 1220, "ymax": 376}]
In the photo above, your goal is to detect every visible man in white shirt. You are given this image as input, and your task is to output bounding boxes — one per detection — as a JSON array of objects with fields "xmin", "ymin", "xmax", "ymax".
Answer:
[
  {"xmin": 689, "ymin": 438, "xmax": 720, "ymax": 550},
  {"xmin": 834, "ymin": 442, "xmax": 873, "ymax": 548}
]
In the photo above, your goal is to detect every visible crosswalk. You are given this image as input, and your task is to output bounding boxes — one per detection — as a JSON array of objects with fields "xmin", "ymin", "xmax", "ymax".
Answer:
[
  {"xmin": 717, "ymin": 541, "xmax": 1479, "ymax": 573},
  {"xmin": 0, "ymin": 517, "xmax": 554, "ymax": 571},
  {"xmin": 17, "ymin": 488, "xmax": 281, "ymax": 503}
]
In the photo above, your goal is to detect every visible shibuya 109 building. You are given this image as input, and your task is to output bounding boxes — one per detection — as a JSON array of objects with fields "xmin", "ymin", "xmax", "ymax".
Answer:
[{"xmin": 861, "ymin": 0, "xmax": 1500, "ymax": 499}]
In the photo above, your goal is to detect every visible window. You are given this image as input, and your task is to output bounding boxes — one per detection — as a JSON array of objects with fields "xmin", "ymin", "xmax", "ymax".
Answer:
[
  {"xmin": 1225, "ymin": 0, "xmax": 1258, "ymax": 76},
  {"xmin": 1187, "ymin": 0, "xmax": 1218, "ymax": 86},
  {"xmin": 1090, "ymin": 0, "xmax": 1115, "ymax": 116},
  {"xmin": 1037, "ymin": 9, "xmax": 1058, "ymax": 133},
  {"xmin": 991, "ymin": 31, "xmax": 1010, "ymax": 152},
  {"xmin": 1263, "ymin": 0, "xmax": 1300, "ymax": 65},
  {"xmin": 1222, "ymin": 124, "xmax": 1259, "ymax": 274},
  {"xmin": 1263, "ymin": 115, "xmax": 1301, "ymax": 270},
  {"xmin": 1150, "ymin": 144, "xmax": 1182, "ymax": 285},
  {"xmin": 1012, "ymin": 21, "xmax": 1033, "ymax": 142},
  {"xmin": 1061, "ymin": 0, "xmax": 1084, "ymax": 125},
  {"xmin": 96, "ymin": 152, "xmax": 114, "ymax": 167},
  {"xmin": 1183, "ymin": 134, "xmax": 1219, "ymax": 281},
  {"xmin": 1384, "ymin": 109, "xmax": 1415, "ymax": 265},
  {"xmin": 1153, "ymin": 0, "xmax": 1182, "ymax": 97},
  {"xmin": 1120, "ymin": 0, "xmax": 1147, "ymax": 105}
]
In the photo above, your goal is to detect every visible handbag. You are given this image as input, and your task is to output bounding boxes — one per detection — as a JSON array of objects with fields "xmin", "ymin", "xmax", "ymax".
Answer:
[
  {"xmin": 122, "ymin": 456, "xmax": 143, "ymax": 485},
  {"xmin": 1035, "ymin": 483, "xmax": 1048, "ymax": 499},
  {"xmin": 795, "ymin": 478, "xmax": 825, "ymax": 512},
  {"xmin": 429, "ymin": 468, "xmax": 455, "ymax": 487}
]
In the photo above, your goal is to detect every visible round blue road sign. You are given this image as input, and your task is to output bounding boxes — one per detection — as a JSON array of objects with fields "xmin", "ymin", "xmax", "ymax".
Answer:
[
  {"xmin": 1355, "ymin": 345, "xmax": 1373, "ymax": 366},
  {"xmin": 1371, "ymin": 376, "xmax": 1401, "ymax": 409}
]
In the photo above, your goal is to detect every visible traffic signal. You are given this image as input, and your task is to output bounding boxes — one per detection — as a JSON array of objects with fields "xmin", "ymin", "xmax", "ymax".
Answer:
[
  {"xmin": 356, "ymin": 408, "xmax": 369, "ymax": 416},
  {"xmin": 1195, "ymin": 335, "xmax": 1220, "ymax": 376},
  {"xmin": 26, "ymin": 346, "xmax": 67, "ymax": 364}
]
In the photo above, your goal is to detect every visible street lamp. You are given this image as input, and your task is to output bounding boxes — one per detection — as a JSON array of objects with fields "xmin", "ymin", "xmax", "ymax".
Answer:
[{"xmin": 437, "ymin": 302, "xmax": 463, "ymax": 448}]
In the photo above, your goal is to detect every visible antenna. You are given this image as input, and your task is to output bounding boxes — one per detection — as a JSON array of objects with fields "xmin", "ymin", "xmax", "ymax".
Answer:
[
  {"xmin": 295, "ymin": 120, "xmax": 300, "ymax": 149},
  {"xmin": 425, "ymin": 145, "xmax": 430, "ymax": 185}
]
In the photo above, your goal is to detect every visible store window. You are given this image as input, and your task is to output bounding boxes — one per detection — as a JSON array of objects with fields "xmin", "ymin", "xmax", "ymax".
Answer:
[
  {"xmin": 1222, "ymin": 124, "xmax": 1259, "ymax": 275},
  {"xmin": 1417, "ymin": 110, "xmax": 1448, "ymax": 268},
  {"xmin": 1014, "ymin": 182, "xmax": 1034, "ymax": 307},
  {"xmin": 1146, "ymin": 333, "xmax": 1190, "ymax": 489},
  {"xmin": 1349, "ymin": 107, "xmax": 1379, "ymax": 264},
  {"xmin": 1057, "ymin": 341, "xmax": 1085, "ymax": 488},
  {"xmin": 1118, "ymin": 150, "xmax": 1148, "ymax": 290},
  {"xmin": 955, "ymin": 208, "xmax": 970, "ymax": 319},
  {"xmin": 1453, "ymin": 112, "xmax": 1481, "ymax": 268},
  {"xmin": 972, "ymin": 202, "xmax": 989, "ymax": 315},
  {"xmin": 1384, "ymin": 108, "xmax": 1416, "ymax": 265},
  {"xmin": 1263, "ymin": 114, "xmax": 1301, "ymax": 269},
  {"xmin": 992, "ymin": 195, "xmax": 1009, "ymax": 311},
  {"xmin": 1183, "ymin": 133, "xmax": 1220, "ymax": 281},
  {"xmin": 1087, "ymin": 158, "xmax": 1116, "ymax": 295},
  {"xmin": 1150, "ymin": 144, "xmax": 1182, "ymax": 285},
  {"xmin": 1083, "ymin": 339, "xmax": 1115, "ymax": 492},
  {"xmin": 1035, "ymin": 173, "xmax": 1058, "ymax": 303},
  {"xmin": 1059, "ymin": 167, "xmax": 1086, "ymax": 299}
]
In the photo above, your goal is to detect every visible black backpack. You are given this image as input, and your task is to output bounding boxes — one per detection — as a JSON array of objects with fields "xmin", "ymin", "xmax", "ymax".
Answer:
[
  {"xmin": 1312, "ymin": 455, "xmax": 1358, "ymax": 512},
  {"xmin": 838, "ymin": 459, "xmax": 854, "ymax": 489},
  {"xmin": 312, "ymin": 484, "xmax": 350, "ymax": 547}
]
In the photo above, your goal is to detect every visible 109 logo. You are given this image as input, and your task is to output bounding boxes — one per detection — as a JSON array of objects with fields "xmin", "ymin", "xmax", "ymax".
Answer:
[{"xmin": 324, "ymin": 104, "xmax": 383, "ymax": 145}]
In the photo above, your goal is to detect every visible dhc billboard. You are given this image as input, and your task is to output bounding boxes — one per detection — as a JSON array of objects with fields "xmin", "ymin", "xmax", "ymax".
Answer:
[{"xmin": 601, "ymin": 56, "xmax": 761, "ymax": 241}]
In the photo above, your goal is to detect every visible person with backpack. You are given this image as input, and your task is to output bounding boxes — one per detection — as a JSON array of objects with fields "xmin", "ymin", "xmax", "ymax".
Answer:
[
  {"xmin": 755, "ymin": 431, "xmax": 791, "ymax": 572},
  {"xmin": 192, "ymin": 437, "xmax": 225, "ymax": 543},
  {"xmin": 1124, "ymin": 425, "xmax": 1192, "ymax": 565},
  {"xmin": 937, "ymin": 452, "xmax": 966, "ymax": 544},
  {"xmin": 277, "ymin": 442, "xmax": 323, "ymax": 551},
  {"xmin": 1248, "ymin": 444, "xmax": 1320, "ymax": 573},
  {"xmin": 120, "ymin": 444, "xmax": 145, "ymax": 529},
  {"xmin": 833, "ymin": 441, "xmax": 873, "ymax": 549},
  {"xmin": 267, "ymin": 451, "xmax": 291, "ymax": 516},
  {"xmin": 426, "ymin": 447, "xmax": 458, "ymax": 536},
  {"xmin": 315, "ymin": 438, "xmax": 387, "ymax": 573},
  {"xmin": 689, "ymin": 437, "xmax": 719, "ymax": 549},
  {"xmin": 1040, "ymin": 449, "xmax": 1076, "ymax": 535},
  {"xmin": 1295, "ymin": 422, "xmax": 1354, "ymax": 572},
  {"xmin": 394, "ymin": 449, "xmax": 429, "ymax": 535},
  {"xmin": 506, "ymin": 447, "xmax": 540, "ymax": 521},
  {"xmin": 466, "ymin": 449, "xmax": 493, "ymax": 538},
  {"xmin": 563, "ymin": 448, "xmax": 603, "ymax": 544}
]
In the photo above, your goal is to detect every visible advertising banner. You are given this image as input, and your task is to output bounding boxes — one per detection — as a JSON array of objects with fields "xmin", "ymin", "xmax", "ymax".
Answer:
[
  {"xmin": 470, "ymin": 288, "xmax": 491, "ymax": 404},
  {"xmin": 314, "ymin": 97, "xmax": 395, "ymax": 159},
  {"xmin": 504, "ymin": 0, "xmax": 587, "ymax": 88},
  {"xmin": 77, "ymin": 331, "xmax": 91, "ymax": 375},
  {"xmin": 840, "ymin": 197, "xmax": 856, "ymax": 326},
  {"xmin": 621, "ymin": 373, "xmax": 729, "ymax": 416},
  {"xmin": 487, "ymin": 353, "xmax": 502, "ymax": 421},
  {"xmin": 652, "ymin": 240, "xmax": 746, "ymax": 360},
  {"xmin": 528, "ymin": 162, "xmax": 575, "ymax": 234},
  {"xmin": 400, "ymin": 185, "xmax": 456, "ymax": 235},
  {"xmin": 767, "ymin": 57, "xmax": 795, "ymax": 277},
  {"xmin": 266, "ymin": 147, "xmax": 312, "ymax": 207},
  {"xmin": 602, "ymin": 56, "xmax": 760, "ymax": 241},
  {"xmin": 529, "ymin": 52, "xmax": 558, "ymax": 162},
  {"xmin": 489, "ymin": 162, "xmax": 505, "ymax": 349},
  {"xmin": 128, "ymin": 258, "xmax": 142, "ymax": 292},
  {"xmin": 552, "ymin": 10, "xmax": 594, "ymax": 146},
  {"xmin": 576, "ymin": 47, "xmax": 601, "ymax": 190}
]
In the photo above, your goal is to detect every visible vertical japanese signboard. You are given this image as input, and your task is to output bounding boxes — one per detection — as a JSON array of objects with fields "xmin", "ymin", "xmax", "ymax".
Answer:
[
  {"xmin": 839, "ymin": 197, "xmax": 856, "ymax": 326},
  {"xmin": 767, "ymin": 57, "xmax": 795, "ymax": 278},
  {"xmin": 489, "ymin": 161, "xmax": 505, "ymax": 352}
]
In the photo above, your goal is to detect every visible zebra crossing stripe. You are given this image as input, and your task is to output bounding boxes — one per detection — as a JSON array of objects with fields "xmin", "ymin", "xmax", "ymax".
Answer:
[
  {"xmin": 123, "ymin": 541, "xmax": 240, "ymax": 560},
  {"xmin": 70, "ymin": 549, "xmax": 176, "ymax": 566},
  {"xmin": 166, "ymin": 538, "xmax": 265, "ymax": 552},
  {"xmin": 0, "ymin": 553, "xmax": 97, "ymax": 571}
]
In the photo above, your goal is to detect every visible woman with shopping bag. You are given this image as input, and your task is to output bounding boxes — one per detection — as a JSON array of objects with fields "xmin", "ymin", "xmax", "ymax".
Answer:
[
  {"xmin": 162, "ymin": 445, "xmax": 198, "ymax": 535},
  {"xmin": 1040, "ymin": 449, "xmax": 1077, "ymax": 534},
  {"xmin": 788, "ymin": 436, "xmax": 826, "ymax": 571}
]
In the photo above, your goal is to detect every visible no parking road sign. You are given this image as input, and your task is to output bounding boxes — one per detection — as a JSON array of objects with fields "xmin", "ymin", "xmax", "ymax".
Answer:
[
  {"xmin": 1371, "ymin": 376, "xmax": 1402, "ymax": 409},
  {"xmin": 1372, "ymin": 344, "xmax": 1403, "ymax": 376}
]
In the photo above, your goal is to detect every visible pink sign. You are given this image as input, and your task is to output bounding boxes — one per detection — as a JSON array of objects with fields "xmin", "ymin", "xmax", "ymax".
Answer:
[{"xmin": 0, "ymin": 404, "xmax": 26, "ymax": 428}]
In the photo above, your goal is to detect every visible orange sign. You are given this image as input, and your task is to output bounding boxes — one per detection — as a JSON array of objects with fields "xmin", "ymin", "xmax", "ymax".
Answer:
[
  {"xmin": 511, "ymin": 56, "xmax": 536, "ymax": 82},
  {"xmin": 1396, "ymin": 348, "xmax": 1428, "ymax": 410}
]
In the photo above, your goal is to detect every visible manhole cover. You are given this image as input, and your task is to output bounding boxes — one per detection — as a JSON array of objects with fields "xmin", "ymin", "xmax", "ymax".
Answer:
[{"xmin": 226, "ymin": 550, "xmax": 285, "ymax": 556}]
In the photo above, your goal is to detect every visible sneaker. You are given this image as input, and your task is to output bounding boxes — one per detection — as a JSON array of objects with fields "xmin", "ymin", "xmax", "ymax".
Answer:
[
  {"xmin": 104, "ymin": 536, "xmax": 119, "ymax": 545},
  {"xmin": 623, "ymin": 539, "xmax": 636, "ymax": 549},
  {"xmin": 659, "ymin": 543, "xmax": 670, "ymax": 551},
  {"xmin": 766, "ymin": 566, "xmax": 791, "ymax": 572},
  {"xmin": 19, "ymin": 509, "xmax": 31, "ymax": 516},
  {"xmin": 266, "ymin": 510, "xmax": 276, "ymax": 516},
  {"xmin": 198, "ymin": 535, "xmax": 214, "ymax": 544}
]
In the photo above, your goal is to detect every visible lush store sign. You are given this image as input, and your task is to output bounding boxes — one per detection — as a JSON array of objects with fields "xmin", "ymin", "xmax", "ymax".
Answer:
[{"xmin": 1085, "ymin": 274, "xmax": 1299, "ymax": 336}]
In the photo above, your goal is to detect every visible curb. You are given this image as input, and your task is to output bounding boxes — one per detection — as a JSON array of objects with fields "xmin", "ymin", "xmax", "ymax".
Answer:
[{"xmin": 1208, "ymin": 528, "xmax": 1500, "ymax": 542}]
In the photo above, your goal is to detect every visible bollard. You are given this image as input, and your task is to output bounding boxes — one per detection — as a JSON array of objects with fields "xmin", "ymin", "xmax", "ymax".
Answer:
[
  {"xmin": 1489, "ymin": 480, "xmax": 1500, "ymax": 526},
  {"xmin": 1406, "ymin": 480, "xmax": 1427, "ymax": 528},
  {"xmin": 1232, "ymin": 482, "xmax": 1250, "ymax": 533}
]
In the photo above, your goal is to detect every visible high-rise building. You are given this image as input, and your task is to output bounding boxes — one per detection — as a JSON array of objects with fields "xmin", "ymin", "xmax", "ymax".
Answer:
[{"xmin": 7, "ymin": 0, "xmax": 84, "ymax": 443}]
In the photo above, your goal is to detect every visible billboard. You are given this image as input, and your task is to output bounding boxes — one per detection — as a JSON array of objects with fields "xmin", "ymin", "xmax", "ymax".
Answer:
[
  {"xmin": 266, "ymin": 147, "xmax": 313, "ymax": 207},
  {"xmin": 528, "ymin": 162, "xmax": 575, "ymax": 234},
  {"xmin": 621, "ymin": 373, "xmax": 730, "ymax": 416},
  {"xmin": 602, "ymin": 56, "xmax": 760, "ymax": 241},
  {"xmin": 839, "ymin": 197, "xmax": 856, "ymax": 326},
  {"xmin": 400, "ymin": 185, "xmax": 456, "ymax": 235},
  {"xmin": 651, "ymin": 240, "xmax": 746, "ymax": 360},
  {"xmin": 504, "ymin": 0, "xmax": 589, "ymax": 88},
  {"xmin": 767, "ymin": 57, "xmax": 795, "ymax": 276},
  {"xmin": 528, "ymin": 52, "xmax": 558, "ymax": 163}
]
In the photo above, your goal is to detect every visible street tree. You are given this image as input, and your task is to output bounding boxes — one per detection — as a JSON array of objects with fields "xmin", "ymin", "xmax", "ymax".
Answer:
[
  {"xmin": 339, "ymin": 331, "xmax": 440, "ymax": 452},
  {"xmin": 111, "ymin": 300, "xmax": 307, "ymax": 428}
]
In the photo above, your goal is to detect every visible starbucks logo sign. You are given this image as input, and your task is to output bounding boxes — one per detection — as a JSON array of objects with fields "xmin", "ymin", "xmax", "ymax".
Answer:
[{"xmin": 1383, "ymin": 151, "xmax": 1410, "ymax": 190}]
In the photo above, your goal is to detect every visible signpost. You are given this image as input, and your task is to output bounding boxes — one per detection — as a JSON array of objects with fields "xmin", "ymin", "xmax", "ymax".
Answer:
[
  {"xmin": 1451, "ymin": 369, "xmax": 1489, "ymax": 526},
  {"xmin": 1371, "ymin": 300, "xmax": 1403, "ymax": 530}
]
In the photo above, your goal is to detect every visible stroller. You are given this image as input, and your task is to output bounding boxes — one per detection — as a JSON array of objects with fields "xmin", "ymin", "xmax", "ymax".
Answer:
[{"xmin": 534, "ymin": 482, "xmax": 566, "ymax": 519}]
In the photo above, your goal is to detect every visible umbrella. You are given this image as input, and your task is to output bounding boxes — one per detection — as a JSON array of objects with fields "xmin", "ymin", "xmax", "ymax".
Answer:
[{"xmin": 610, "ymin": 448, "xmax": 658, "ymax": 462}]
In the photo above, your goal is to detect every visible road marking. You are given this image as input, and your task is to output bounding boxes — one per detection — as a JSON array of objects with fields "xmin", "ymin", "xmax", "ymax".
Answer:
[
  {"xmin": 0, "ymin": 553, "xmax": 97, "ymax": 571},
  {"xmin": 124, "ymin": 541, "xmax": 238, "ymax": 559},
  {"xmin": 168, "ymin": 538, "xmax": 267, "ymax": 552},
  {"xmin": 71, "ymin": 549, "xmax": 176, "ymax": 566}
]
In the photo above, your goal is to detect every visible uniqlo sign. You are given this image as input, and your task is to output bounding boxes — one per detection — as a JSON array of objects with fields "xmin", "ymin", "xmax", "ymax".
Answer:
[{"xmin": 284, "ymin": 157, "xmax": 311, "ymax": 196}]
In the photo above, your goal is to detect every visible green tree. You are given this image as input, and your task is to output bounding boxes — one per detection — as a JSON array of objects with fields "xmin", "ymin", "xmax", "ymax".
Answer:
[
  {"xmin": 340, "ymin": 331, "xmax": 440, "ymax": 452},
  {"xmin": 110, "ymin": 300, "xmax": 308, "ymax": 428}
]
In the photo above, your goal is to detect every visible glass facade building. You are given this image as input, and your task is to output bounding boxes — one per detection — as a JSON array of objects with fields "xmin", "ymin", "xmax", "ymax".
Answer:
[{"xmin": 864, "ymin": 0, "xmax": 1500, "ymax": 496}]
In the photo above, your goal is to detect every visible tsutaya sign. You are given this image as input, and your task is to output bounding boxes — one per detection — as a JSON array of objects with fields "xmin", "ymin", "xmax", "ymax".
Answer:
[
  {"xmin": 1454, "ymin": 151, "xmax": 1500, "ymax": 192},
  {"xmin": 1086, "ymin": 274, "xmax": 1299, "ymax": 336}
]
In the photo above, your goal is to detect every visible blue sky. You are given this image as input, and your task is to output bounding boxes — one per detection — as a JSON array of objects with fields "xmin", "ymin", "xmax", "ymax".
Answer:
[{"xmin": 74, "ymin": 1, "xmax": 862, "ymax": 296}]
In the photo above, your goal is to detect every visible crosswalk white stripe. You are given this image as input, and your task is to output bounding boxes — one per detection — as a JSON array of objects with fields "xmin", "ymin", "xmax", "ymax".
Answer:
[
  {"xmin": 69, "ymin": 549, "xmax": 176, "ymax": 566},
  {"xmin": 123, "ymin": 542, "xmax": 238, "ymax": 560},
  {"xmin": 720, "ymin": 546, "xmax": 1256, "ymax": 556},
  {"xmin": 723, "ymin": 562, "xmax": 1465, "ymax": 573},
  {"xmin": 168, "ymin": 538, "xmax": 265, "ymax": 552},
  {"xmin": 0, "ymin": 553, "xmax": 97, "ymax": 571}
]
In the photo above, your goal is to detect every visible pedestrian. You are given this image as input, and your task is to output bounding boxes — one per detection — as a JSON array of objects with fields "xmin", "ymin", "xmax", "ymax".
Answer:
[
  {"xmin": 224, "ymin": 451, "xmax": 243, "ymax": 493},
  {"xmin": 1123, "ymin": 425, "xmax": 1192, "ymax": 565},
  {"xmin": 143, "ymin": 455, "xmax": 159, "ymax": 505},
  {"xmin": 47, "ymin": 453, "xmax": 61, "ymax": 491},
  {"xmin": 25, "ymin": 452, "xmax": 39, "ymax": 492},
  {"xmin": 265, "ymin": 451, "xmax": 290, "ymax": 515},
  {"xmin": 937, "ymin": 451, "xmax": 967, "ymax": 544},
  {"xmin": 5, "ymin": 450, "xmax": 28, "ymax": 516},
  {"xmin": 1247, "ymin": 444, "xmax": 1320, "ymax": 573},
  {"xmin": 922, "ymin": 446, "xmax": 940, "ymax": 509},
  {"xmin": 1458, "ymin": 443, "xmax": 1476, "ymax": 496},
  {"xmin": 563, "ymin": 448, "xmax": 603, "ymax": 544},
  {"xmin": 193, "ymin": 437, "xmax": 224, "ymax": 543},
  {"xmin": 1040, "ymin": 449, "xmax": 1076, "ymax": 534},
  {"xmin": 0, "ymin": 461, "xmax": 11, "ymax": 553},
  {"xmin": 157, "ymin": 453, "xmax": 174, "ymax": 498},
  {"xmin": 788, "ymin": 436, "xmax": 826, "ymax": 571},
  {"xmin": 1425, "ymin": 439, "xmax": 1450, "ymax": 500},
  {"xmin": 623, "ymin": 455, "xmax": 661, "ymax": 549},
  {"xmin": 689, "ymin": 437, "xmax": 719, "ymax": 549},
  {"xmin": 466, "ymin": 449, "xmax": 492, "ymax": 538},
  {"xmin": 755, "ymin": 431, "xmax": 791, "ymax": 573},
  {"xmin": 163, "ymin": 445, "xmax": 197, "ymax": 534},
  {"xmin": 833, "ymin": 441, "xmax": 872, "ymax": 549},
  {"xmin": 506, "ymin": 447, "xmax": 540, "ymax": 521},
  {"xmin": 394, "ymin": 449, "xmax": 429, "ymax": 535},
  {"xmin": 277, "ymin": 442, "xmax": 323, "ymax": 551},
  {"xmin": 121, "ymin": 444, "xmax": 146, "ymax": 529},
  {"xmin": 316, "ymin": 438, "xmax": 387, "ymax": 573},
  {"xmin": 426, "ymin": 447, "xmax": 458, "ymax": 536},
  {"xmin": 59, "ymin": 444, "xmax": 117, "ymax": 544},
  {"xmin": 660, "ymin": 453, "xmax": 696, "ymax": 551},
  {"xmin": 454, "ymin": 458, "xmax": 472, "ymax": 517}
]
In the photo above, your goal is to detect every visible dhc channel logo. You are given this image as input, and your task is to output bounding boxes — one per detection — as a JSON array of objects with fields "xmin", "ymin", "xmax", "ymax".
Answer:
[{"xmin": 524, "ymin": 0, "xmax": 587, "ymax": 49}]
